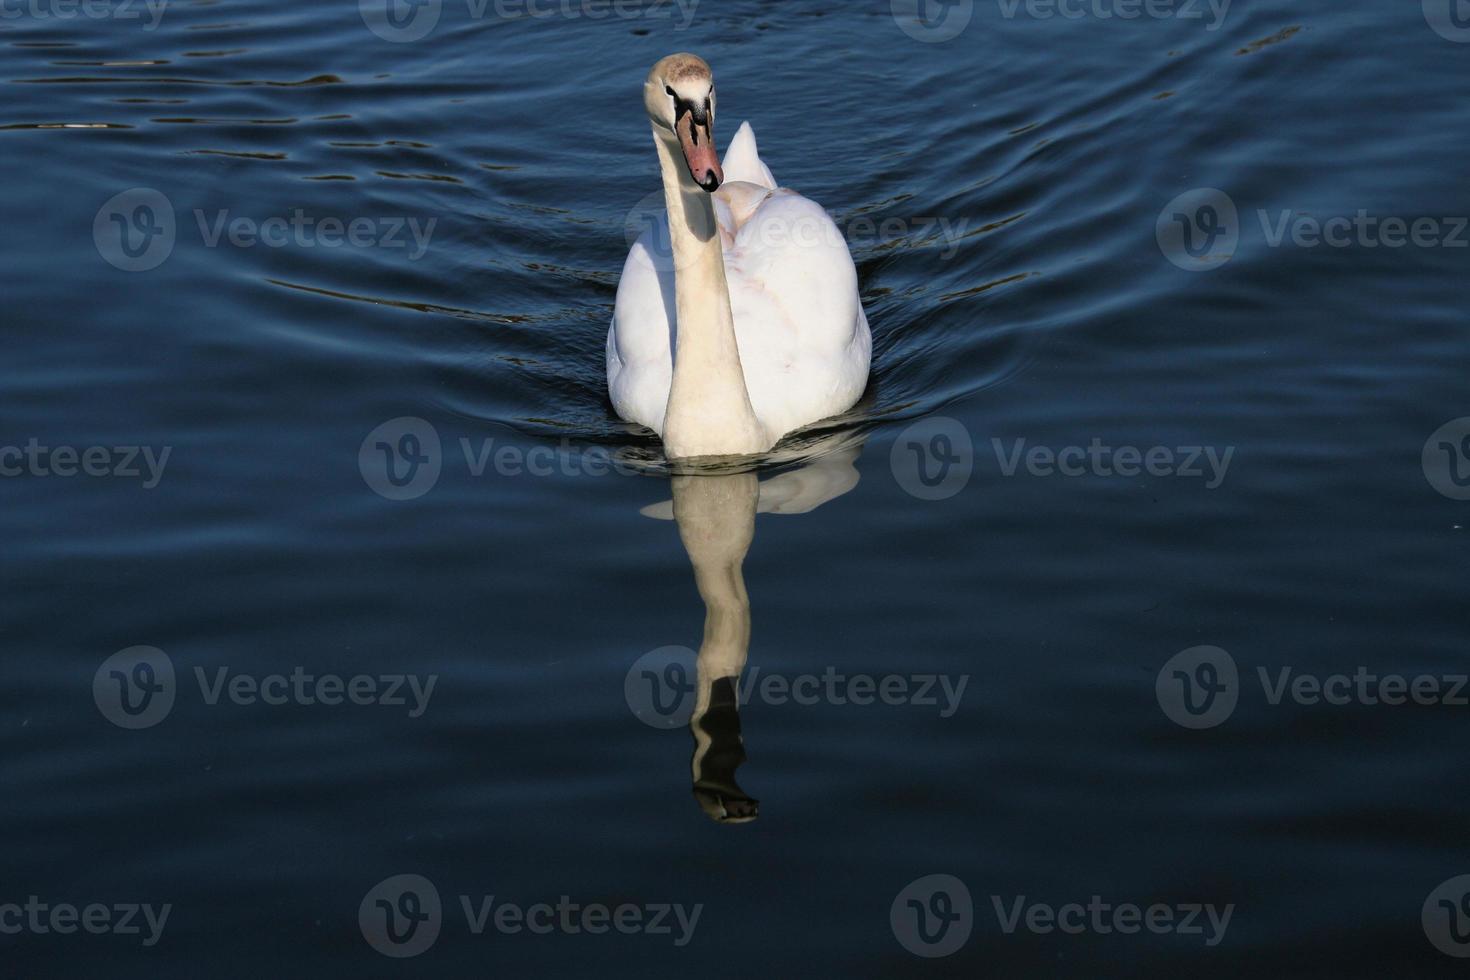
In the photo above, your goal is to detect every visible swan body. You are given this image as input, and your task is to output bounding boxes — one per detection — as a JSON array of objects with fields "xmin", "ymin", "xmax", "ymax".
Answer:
[{"xmin": 607, "ymin": 55, "xmax": 871, "ymax": 459}]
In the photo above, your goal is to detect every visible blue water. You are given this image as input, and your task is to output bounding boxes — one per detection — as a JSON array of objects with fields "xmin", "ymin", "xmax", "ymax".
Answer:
[{"xmin": 3, "ymin": 0, "xmax": 1469, "ymax": 975}]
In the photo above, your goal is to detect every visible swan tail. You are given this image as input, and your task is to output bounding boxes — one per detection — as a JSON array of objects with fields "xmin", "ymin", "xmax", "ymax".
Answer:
[{"xmin": 722, "ymin": 121, "xmax": 777, "ymax": 190}]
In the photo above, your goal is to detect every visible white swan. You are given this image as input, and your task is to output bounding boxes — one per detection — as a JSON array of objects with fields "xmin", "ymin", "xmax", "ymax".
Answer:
[{"xmin": 607, "ymin": 53, "xmax": 871, "ymax": 460}]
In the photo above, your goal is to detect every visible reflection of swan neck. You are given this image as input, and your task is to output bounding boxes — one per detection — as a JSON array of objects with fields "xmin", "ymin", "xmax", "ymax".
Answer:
[
  {"xmin": 672, "ymin": 472, "xmax": 760, "ymax": 823},
  {"xmin": 674, "ymin": 472, "xmax": 756, "ymax": 699}
]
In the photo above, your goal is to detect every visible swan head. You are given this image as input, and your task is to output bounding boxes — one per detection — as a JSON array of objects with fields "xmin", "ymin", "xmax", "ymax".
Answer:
[{"xmin": 645, "ymin": 53, "xmax": 723, "ymax": 193}]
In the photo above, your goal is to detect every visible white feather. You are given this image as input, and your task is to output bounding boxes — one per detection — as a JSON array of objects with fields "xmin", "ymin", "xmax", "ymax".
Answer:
[{"xmin": 608, "ymin": 122, "xmax": 871, "ymax": 447}]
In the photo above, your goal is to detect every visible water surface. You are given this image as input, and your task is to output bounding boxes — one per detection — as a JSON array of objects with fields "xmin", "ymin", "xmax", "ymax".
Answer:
[{"xmin": 3, "ymin": 1, "xmax": 1469, "ymax": 975}]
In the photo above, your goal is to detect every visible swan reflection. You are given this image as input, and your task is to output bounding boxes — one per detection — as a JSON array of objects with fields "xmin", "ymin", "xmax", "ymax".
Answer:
[{"xmin": 639, "ymin": 435, "xmax": 864, "ymax": 824}]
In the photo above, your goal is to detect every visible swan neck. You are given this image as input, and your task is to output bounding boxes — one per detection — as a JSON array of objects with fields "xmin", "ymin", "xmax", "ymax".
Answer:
[{"xmin": 655, "ymin": 128, "xmax": 767, "ymax": 459}]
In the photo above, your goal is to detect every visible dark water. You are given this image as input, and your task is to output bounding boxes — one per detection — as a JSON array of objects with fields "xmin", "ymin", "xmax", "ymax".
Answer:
[{"xmin": 4, "ymin": 0, "xmax": 1469, "ymax": 975}]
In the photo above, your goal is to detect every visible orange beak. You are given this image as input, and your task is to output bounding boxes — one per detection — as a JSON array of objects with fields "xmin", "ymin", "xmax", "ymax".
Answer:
[{"xmin": 676, "ymin": 110, "xmax": 722, "ymax": 193}]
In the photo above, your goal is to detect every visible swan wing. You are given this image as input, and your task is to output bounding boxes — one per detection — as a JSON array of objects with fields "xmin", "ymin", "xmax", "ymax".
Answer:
[
  {"xmin": 723, "ymin": 190, "xmax": 871, "ymax": 441},
  {"xmin": 721, "ymin": 122, "xmax": 776, "ymax": 190},
  {"xmin": 607, "ymin": 216, "xmax": 675, "ymax": 434}
]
